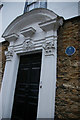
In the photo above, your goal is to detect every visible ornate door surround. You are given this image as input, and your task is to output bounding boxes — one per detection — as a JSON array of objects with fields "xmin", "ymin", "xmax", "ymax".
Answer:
[{"xmin": 1, "ymin": 8, "xmax": 63, "ymax": 119}]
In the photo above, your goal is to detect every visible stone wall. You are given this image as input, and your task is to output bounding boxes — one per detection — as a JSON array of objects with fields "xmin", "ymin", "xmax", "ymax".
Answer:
[
  {"xmin": 55, "ymin": 16, "xmax": 80, "ymax": 120},
  {"xmin": 0, "ymin": 41, "xmax": 9, "ymax": 89}
]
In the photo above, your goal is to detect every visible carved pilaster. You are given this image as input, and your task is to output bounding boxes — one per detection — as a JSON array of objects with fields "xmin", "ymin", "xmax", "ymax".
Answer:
[{"xmin": 43, "ymin": 40, "xmax": 55, "ymax": 56}]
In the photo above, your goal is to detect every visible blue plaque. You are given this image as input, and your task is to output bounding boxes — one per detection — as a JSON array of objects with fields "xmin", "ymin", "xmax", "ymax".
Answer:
[{"xmin": 65, "ymin": 46, "xmax": 76, "ymax": 56}]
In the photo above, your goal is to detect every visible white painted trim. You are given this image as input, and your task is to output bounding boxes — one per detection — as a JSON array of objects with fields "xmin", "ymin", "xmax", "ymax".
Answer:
[
  {"xmin": 39, "ymin": 17, "xmax": 64, "ymax": 31},
  {"xmin": 4, "ymin": 33, "xmax": 19, "ymax": 42},
  {"xmin": 1, "ymin": 8, "xmax": 63, "ymax": 119},
  {"xmin": 20, "ymin": 27, "xmax": 36, "ymax": 37},
  {"xmin": 2, "ymin": 8, "xmax": 58, "ymax": 37},
  {"xmin": 2, "ymin": 53, "xmax": 20, "ymax": 118}
]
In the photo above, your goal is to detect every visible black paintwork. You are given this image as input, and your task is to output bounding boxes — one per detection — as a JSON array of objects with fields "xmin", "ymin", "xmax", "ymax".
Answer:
[{"xmin": 11, "ymin": 53, "xmax": 42, "ymax": 120}]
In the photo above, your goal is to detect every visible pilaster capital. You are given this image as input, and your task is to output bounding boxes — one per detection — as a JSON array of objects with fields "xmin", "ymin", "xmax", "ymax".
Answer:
[
  {"xmin": 43, "ymin": 40, "xmax": 55, "ymax": 56},
  {"xmin": 5, "ymin": 47, "xmax": 14, "ymax": 61}
]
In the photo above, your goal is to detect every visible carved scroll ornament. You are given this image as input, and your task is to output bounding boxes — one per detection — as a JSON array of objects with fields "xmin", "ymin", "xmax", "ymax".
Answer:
[
  {"xmin": 5, "ymin": 48, "xmax": 13, "ymax": 61},
  {"xmin": 23, "ymin": 40, "xmax": 34, "ymax": 51},
  {"xmin": 43, "ymin": 40, "xmax": 55, "ymax": 56}
]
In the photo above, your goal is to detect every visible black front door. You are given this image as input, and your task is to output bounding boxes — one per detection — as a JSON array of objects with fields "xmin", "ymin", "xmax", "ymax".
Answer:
[{"xmin": 11, "ymin": 53, "xmax": 41, "ymax": 120}]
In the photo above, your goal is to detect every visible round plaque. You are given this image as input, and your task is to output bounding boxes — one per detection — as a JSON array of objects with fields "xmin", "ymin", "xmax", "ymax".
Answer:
[{"xmin": 65, "ymin": 46, "xmax": 76, "ymax": 56}]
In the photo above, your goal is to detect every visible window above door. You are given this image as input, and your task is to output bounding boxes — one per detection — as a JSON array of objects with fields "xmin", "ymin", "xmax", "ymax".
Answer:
[{"xmin": 24, "ymin": 0, "xmax": 47, "ymax": 13}]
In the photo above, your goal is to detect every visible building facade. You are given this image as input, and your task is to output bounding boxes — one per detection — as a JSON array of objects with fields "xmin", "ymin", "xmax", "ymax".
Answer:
[{"xmin": 0, "ymin": 1, "xmax": 80, "ymax": 120}]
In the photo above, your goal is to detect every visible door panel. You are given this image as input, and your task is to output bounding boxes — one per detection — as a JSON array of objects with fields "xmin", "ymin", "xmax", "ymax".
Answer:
[{"xmin": 11, "ymin": 53, "xmax": 41, "ymax": 120}]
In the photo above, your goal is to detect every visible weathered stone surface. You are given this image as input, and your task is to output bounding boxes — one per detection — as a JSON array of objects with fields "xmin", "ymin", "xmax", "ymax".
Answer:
[{"xmin": 55, "ymin": 16, "xmax": 80, "ymax": 120}]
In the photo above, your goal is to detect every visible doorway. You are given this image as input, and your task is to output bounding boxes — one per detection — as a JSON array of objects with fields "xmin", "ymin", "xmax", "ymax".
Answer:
[{"xmin": 11, "ymin": 53, "xmax": 42, "ymax": 120}]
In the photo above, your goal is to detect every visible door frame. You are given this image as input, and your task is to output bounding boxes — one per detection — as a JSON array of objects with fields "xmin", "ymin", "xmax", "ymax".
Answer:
[
  {"xmin": 2, "ymin": 31, "xmax": 58, "ymax": 119},
  {"xmin": 2, "ymin": 41, "xmax": 57, "ymax": 119},
  {"xmin": 1, "ymin": 9, "xmax": 63, "ymax": 119},
  {"xmin": 11, "ymin": 52, "xmax": 42, "ymax": 120}
]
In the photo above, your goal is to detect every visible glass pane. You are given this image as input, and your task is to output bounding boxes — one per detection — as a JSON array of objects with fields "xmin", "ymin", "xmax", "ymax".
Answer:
[
  {"xmin": 28, "ymin": 0, "xmax": 34, "ymax": 5},
  {"xmin": 40, "ymin": 2, "xmax": 47, "ymax": 8},
  {"xmin": 29, "ymin": 4, "xmax": 34, "ymax": 11},
  {"xmin": 24, "ymin": 2, "xmax": 28, "ymax": 13},
  {"xmin": 34, "ymin": 2, "xmax": 39, "ymax": 8}
]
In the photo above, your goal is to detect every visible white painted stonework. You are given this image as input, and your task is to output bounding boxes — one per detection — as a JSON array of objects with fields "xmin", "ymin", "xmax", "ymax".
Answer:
[{"xmin": 1, "ymin": 8, "xmax": 63, "ymax": 119}]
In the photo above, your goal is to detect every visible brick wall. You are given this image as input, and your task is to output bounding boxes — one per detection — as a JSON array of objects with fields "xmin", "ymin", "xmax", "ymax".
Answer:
[
  {"xmin": 0, "ymin": 41, "xmax": 9, "ymax": 89},
  {"xmin": 55, "ymin": 16, "xmax": 80, "ymax": 120}
]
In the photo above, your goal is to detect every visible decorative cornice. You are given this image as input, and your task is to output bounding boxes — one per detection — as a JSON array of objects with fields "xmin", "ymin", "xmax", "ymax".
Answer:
[
  {"xmin": 45, "ymin": 36, "xmax": 57, "ymax": 41},
  {"xmin": 39, "ymin": 19, "xmax": 57, "ymax": 31},
  {"xmin": 20, "ymin": 27, "xmax": 36, "ymax": 37},
  {"xmin": 3, "ymin": 33, "xmax": 19, "ymax": 42},
  {"xmin": 39, "ymin": 17, "xmax": 63, "ymax": 31},
  {"xmin": 2, "ymin": 8, "xmax": 58, "ymax": 37},
  {"xmin": 43, "ymin": 40, "xmax": 55, "ymax": 56}
]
